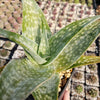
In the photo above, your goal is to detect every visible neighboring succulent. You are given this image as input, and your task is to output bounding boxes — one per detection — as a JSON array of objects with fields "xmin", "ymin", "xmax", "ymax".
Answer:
[
  {"xmin": 67, "ymin": 18, "xmax": 72, "ymax": 22},
  {"xmin": 81, "ymin": 0, "xmax": 86, "ymax": 4},
  {"xmin": 69, "ymin": 0, "xmax": 73, "ymax": 3},
  {"xmin": 75, "ymin": 85, "xmax": 83, "ymax": 94},
  {"xmin": 88, "ymin": 88, "xmax": 97, "ymax": 97},
  {"xmin": 0, "ymin": 0, "xmax": 100, "ymax": 100},
  {"xmin": 74, "ymin": 0, "xmax": 80, "ymax": 3},
  {"xmin": 0, "ymin": 49, "xmax": 8, "ymax": 57},
  {"xmin": 88, "ymin": 0, "xmax": 92, "ymax": 4},
  {"xmin": 88, "ymin": 64, "xmax": 96, "ymax": 70},
  {"xmin": 4, "ymin": 41, "xmax": 11, "ymax": 47},
  {"xmin": 88, "ymin": 75, "xmax": 97, "ymax": 83},
  {"xmin": 74, "ymin": 72, "xmax": 82, "ymax": 79}
]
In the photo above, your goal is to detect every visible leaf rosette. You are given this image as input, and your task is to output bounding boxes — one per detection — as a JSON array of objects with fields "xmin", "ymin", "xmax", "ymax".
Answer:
[{"xmin": 0, "ymin": 0, "xmax": 100, "ymax": 100}]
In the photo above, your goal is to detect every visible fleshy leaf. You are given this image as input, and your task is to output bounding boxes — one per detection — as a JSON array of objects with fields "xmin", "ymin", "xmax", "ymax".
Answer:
[
  {"xmin": 0, "ymin": 28, "xmax": 46, "ymax": 64},
  {"xmin": 68, "ymin": 56, "xmax": 100, "ymax": 69},
  {"xmin": 47, "ymin": 16, "xmax": 100, "ymax": 71},
  {"xmin": 23, "ymin": 0, "xmax": 51, "ymax": 57},
  {"xmin": 47, "ymin": 16, "xmax": 100, "ymax": 63},
  {"xmin": 32, "ymin": 73, "xmax": 59, "ymax": 100},
  {"xmin": 0, "ymin": 58, "xmax": 54, "ymax": 100}
]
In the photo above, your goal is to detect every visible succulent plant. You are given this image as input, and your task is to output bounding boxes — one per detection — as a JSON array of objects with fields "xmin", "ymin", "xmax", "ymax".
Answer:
[
  {"xmin": 0, "ymin": 0, "xmax": 100, "ymax": 100},
  {"xmin": 88, "ymin": 64, "xmax": 96, "ymax": 70},
  {"xmin": 0, "ymin": 49, "xmax": 8, "ymax": 57},
  {"xmin": 74, "ymin": 0, "xmax": 80, "ymax": 3},
  {"xmin": 88, "ymin": 88, "xmax": 97, "ymax": 97},
  {"xmin": 75, "ymin": 85, "xmax": 83, "ymax": 94},
  {"xmin": 49, "ymin": 23, "xmax": 52, "ymax": 27},
  {"xmin": 74, "ymin": 72, "xmax": 82, "ymax": 79},
  {"xmin": 81, "ymin": 0, "xmax": 85, "ymax": 5},
  {"xmin": 47, "ymin": 1, "xmax": 51, "ymax": 5},
  {"xmin": 58, "ymin": 22, "xmax": 62, "ymax": 27},
  {"xmin": 80, "ymin": 10, "xmax": 84, "ymax": 14},
  {"xmin": 16, "ymin": 17, "xmax": 22, "ymax": 24},
  {"xmin": 67, "ymin": 18, "xmax": 72, "ymax": 22},
  {"xmin": 88, "ymin": 75, "xmax": 97, "ymax": 83},
  {"xmin": 86, "ymin": 11, "xmax": 91, "ymax": 15},
  {"xmin": 88, "ymin": 0, "xmax": 92, "ymax": 4},
  {"xmin": 4, "ymin": 41, "xmax": 11, "ymax": 47},
  {"xmin": 56, "ymin": 3, "xmax": 60, "ymax": 7}
]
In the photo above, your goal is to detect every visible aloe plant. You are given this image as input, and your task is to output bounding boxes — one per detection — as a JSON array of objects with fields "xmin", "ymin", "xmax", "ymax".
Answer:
[{"xmin": 0, "ymin": 0, "xmax": 100, "ymax": 100}]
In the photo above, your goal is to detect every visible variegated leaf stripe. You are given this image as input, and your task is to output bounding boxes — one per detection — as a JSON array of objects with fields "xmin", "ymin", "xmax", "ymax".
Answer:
[
  {"xmin": 48, "ymin": 16, "xmax": 100, "ymax": 64},
  {"xmin": 22, "ymin": 0, "xmax": 51, "ymax": 57},
  {"xmin": 0, "ymin": 28, "xmax": 46, "ymax": 64},
  {"xmin": 0, "ymin": 58, "xmax": 54, "ymax": 100},
  {"xmin": 68, "ymin": 56, "xmax": 100, "ymax": 69},
  {"xmin": 33, "ymin": 73, "xmax": 59, "ymax": 100},
  {"xmin": 53, "ymin": 18, "xmax": 100, "ymax": 72}
]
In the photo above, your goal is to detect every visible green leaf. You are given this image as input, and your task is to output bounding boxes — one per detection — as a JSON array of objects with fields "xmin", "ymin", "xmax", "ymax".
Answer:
[
  {"xmin": 48, "ymin": 16, "xmax": 100, "ymax": 63},
  {"xmin": 68, "ymin": 56, "xmax": 100, "ymax": 69},
  {"xmin": 0, "ymin": 58, "xmax": 54, "ymax": 100},
  {"xmin": 47, "ymin": 16, "xmax": 100, "ymax": 71},
  {"xmin": 32, "ymin": 73, "xmax": 60, "ymax": 100},
  {"xmin": 0, "ymin": 28, "xmax": 46, "ymax": 64},
  {"xmin": 22, "ymin": 0, "xmax": 51, "ymax": 57}
]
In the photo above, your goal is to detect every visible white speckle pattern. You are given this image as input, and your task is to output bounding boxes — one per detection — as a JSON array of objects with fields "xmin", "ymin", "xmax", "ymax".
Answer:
[
  {"xmin": 52, "ymin": 17, "xmax": 100, "ymax": 71},
  {"xmin": 22, "ymin": 0, "xmax": 52, "ymax": 58}
]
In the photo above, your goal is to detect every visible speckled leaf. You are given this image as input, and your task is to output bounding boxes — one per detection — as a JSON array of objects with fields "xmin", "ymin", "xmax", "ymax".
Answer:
[
  {"xmin": 68, "ymin": 56, "xmax": 100, "ymax": 69},
  {"xmin": 48, "ymin": 16, "xmax": 100, "ymax": 72},
  {"xmin": 23, "ymin": 0, "xmax": 51, "ymax": 57},
  {"xmin": 0, "ymin": 58, "xmax": 54, "ymax": 100},
  {"xmin": 0, "ymin": 28, "xmax": 46, "ymax": 64},
  {"xmin": 48, "ymin": 16, "xmax": 100, "ymax": 63},
  {"xmin": 32, "ymin": 73, "xmax": 59, "ymax": 100}
]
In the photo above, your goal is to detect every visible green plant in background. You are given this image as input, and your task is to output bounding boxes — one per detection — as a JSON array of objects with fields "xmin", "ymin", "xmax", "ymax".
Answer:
[
  {"xmin": 81, "ymin": 0, "xmax": 86, "ymax": 4},
  {"xmin": 0, "ymin": 49, "xmax": 8, "ymax": 57},
  {"xmin": 88, "ymin": 64, "xmax": 96, "ymax": 70},
  {"xmin": 75, "ymin": 85, "xmax": 83, "ymax": 94},
  {"xmin": 0, "ymin": 0, "xmax": 100, "ymax": 100},
  {"xmin": 88, "ymin": 75, "xmax": 97, "ymax": 83},
  {"xmin": 74, "ymin": 0, "xmax": 80, "ymax": 3},
  {"xmin": 88, "ymin": 88, "xmax": 98, "ymax": 97},
  {"xmin": 74, "ymin": 72, "xmax": 82, "ymax": 79},
  {"xmin": 87, "ymin": 0, "xmax": 93, "ymax": 8},
  {"xmin": 4, "ymin": 41, "xmax": 11, "ymax": 47}
]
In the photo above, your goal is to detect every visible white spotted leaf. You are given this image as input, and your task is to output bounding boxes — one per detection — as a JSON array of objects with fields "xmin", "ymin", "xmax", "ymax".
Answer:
[
  {"xmin": 68, "ymin": 56, "xmax": 100, "ymax": 69},
  {"xmin": 23, "ymin": 0, "xmax": 51, "ymax": 58},
  {"xmin": 47, "ymin": 16, "xmax": 100, "ymax": 71},
  {"xmin": 0, "ymin": 58, "xmax": 54, "ymax": 100},
  {"xmin": 32, "ymin": 73, "xmax": 59, "ymax": 100},
  {"xmin": 0, "ymin": 28, "xmax": 46, "ymax": 64}
]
